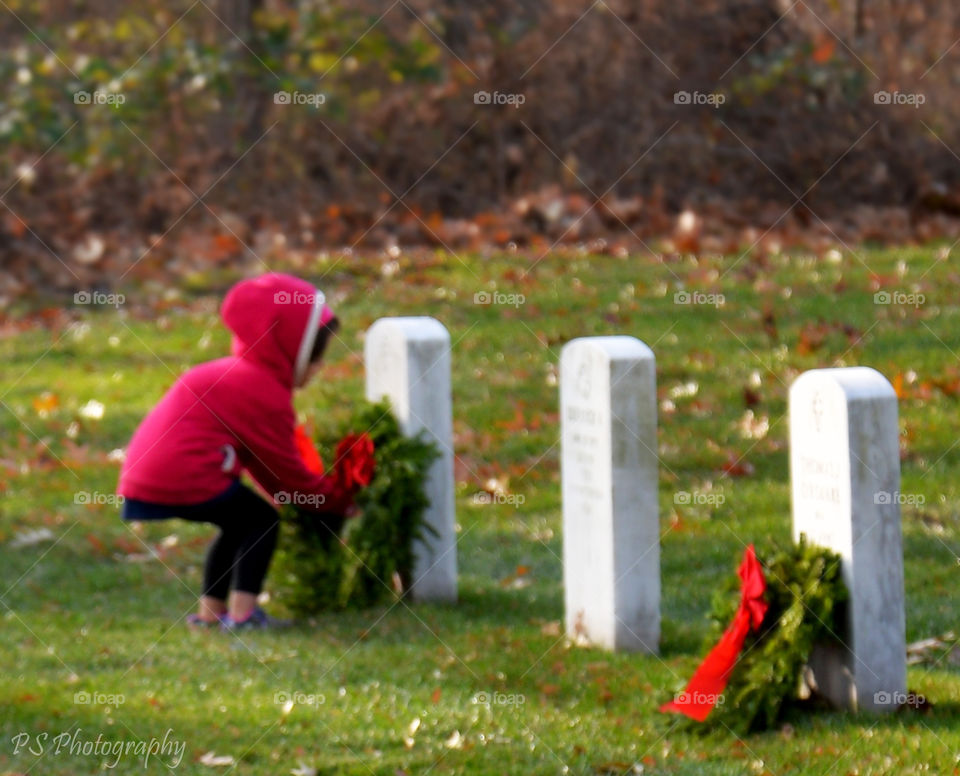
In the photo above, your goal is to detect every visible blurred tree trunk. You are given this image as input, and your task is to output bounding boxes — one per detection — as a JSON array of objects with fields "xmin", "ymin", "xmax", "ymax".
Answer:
[{"xmin": 215, "ymin": 0, "xmax": 268, "ymax": 159}]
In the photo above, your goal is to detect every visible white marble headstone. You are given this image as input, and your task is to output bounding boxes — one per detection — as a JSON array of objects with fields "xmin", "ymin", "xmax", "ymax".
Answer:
[
  {"xmin": 789, "ymin": 367, "xmax": 906, "ymax": 712},
  {"xmin": 365, "ymin": 317, "xmax": 457, "ymax": 603},
  {"xmin": 560, "ymin": 336, "xmax": 660, "ymax": 652}
]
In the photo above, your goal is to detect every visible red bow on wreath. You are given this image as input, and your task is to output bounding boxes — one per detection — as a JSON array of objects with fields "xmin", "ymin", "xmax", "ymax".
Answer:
[
  {"xmin": 334, "ymin": 432, "xmax": 376, "ymax": 490},
  {"xmin": 660, "ymin": 544, "xmax": 769, "ymax": 722},
  {"xmin": 294, "ymin": 426, "xmax": 375, "ymax": 492}
]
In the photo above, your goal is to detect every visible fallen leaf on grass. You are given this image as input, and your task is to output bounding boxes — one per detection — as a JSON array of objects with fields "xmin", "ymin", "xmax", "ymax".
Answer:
[
  {"xmin": 119, "ymin": 552, "xmax": 157, "ymax": 564},
  {"xmin": 499, "ymin": 565, "xmax": 533, "ymax": 589},
  {"xmin": 444, "ymin": 731, "xmax": 464, "ymax": 750},
  {"xmin": 892, "ymin": 373, "xmax": 906, "ymax": 399},
  {"xmin": 78, "ymin": 400, "xmax": 105, "ymax": 420},
  {"xmin": 669, "ymin": 381, "xmax": 699, "ymax": 400},
  {"xmin": 721, "ymin": 456, "xmax": 755, "ymax": 478},
  {"xmin": 593, "ymin": 762, "xmax": 644, "ymax": 774},
  {"xmin": 796, "ymin": 322, "xmax": 828, "ymax": 355},
  {"xmin": 906, "ymin": 632, "xmax": 957, "ymax": 665},
  {"xmin": 87, "ymin": 534, "xmax": 108, "ymax": 556},
  {"xmin": 32, "ymin": 392, "xmax": 59, "ymax": 416},
  {"xmin": 111, "ymin": 536, "xmax": 142, "ymax": 555},
  {"xmin": 9, "ymin": 528, "xmax": 55, "ymax": 548},
  {"xmin": 540, "ymin": 620, "xmax": 562, "ymax": 637},
  {"xmin": 932, "ymin": 369, "xmax": 960, "ymax": 398},
  {"xmin": 199, "ymin": 751, "xmax": 236, "ymax": 767},
  {"xmin": 736, "ymin": 410, "xmax": 769, "ymax": 440}
]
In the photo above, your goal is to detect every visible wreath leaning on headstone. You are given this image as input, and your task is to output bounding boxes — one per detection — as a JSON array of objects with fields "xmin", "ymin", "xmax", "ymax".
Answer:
[
  {"xmin": 272, "ymin": 399, "xmax": 439, "ymax": 615},
  {"xmin": 662, "ymin": 537, "xmax": 848, "ymax": 734}
]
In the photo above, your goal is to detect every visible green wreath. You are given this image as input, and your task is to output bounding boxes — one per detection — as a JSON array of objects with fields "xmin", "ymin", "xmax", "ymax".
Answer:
[
  {"xmin": 698, "ymin": 537, "xmax": 848, "ymax": 733},
  {"xmin": 272, "ymin": 399, "xmax": 439, "ymax": 614}
]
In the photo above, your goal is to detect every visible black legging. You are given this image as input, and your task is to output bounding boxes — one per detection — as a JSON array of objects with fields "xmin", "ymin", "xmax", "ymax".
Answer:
[
  {"xmin": 191, "ymin": 485, "xmax": 279, "ymax": 600},
  {"xmin": 123, "ymin": 482, "xmax": 343, "ymax": 601}
]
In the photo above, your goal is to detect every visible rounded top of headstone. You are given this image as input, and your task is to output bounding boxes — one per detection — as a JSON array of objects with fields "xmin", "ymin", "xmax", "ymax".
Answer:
[
  {"xmin": 366, "ymin": 316, "xmax": 450, "ymax": 343},
  {"xmin": 561, "ymin": 336, "xmax": 654, "ymax": 363},
  {"xmin": 790, "ymin": 367, "xmax": 896, "ymax": 401}
]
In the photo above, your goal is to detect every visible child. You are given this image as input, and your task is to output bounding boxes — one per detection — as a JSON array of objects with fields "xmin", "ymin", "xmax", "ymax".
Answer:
[{"xmin": 118, "ymin": 273, "xmax": 356, "ymax": 630}]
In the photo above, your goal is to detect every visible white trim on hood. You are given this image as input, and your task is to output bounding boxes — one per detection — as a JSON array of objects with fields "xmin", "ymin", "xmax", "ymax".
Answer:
[{"xmin": 293, "ymin": 289, "xmax": 325, "ymax": 385}]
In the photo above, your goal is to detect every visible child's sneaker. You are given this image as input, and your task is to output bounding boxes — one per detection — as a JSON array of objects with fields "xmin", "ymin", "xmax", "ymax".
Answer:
[
  {"xmin": 186, "ymin": 613, "xmax": 225, "ymax": 629},
  {"xmin": 220, "ymin": 608, "xmax": 290, "ymax": 631}
]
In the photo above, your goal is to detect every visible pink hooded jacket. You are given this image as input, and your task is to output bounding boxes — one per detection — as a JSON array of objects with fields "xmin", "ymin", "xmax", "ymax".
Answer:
[{"xmin": 118, "ymin": 273, "xmax": 345, "ymax": 511}]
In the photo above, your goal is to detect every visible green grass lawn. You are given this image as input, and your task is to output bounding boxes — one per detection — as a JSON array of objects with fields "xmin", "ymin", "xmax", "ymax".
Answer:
[{"xmin": 1, "ymin": 245, "xmax": 958, "ymax": 775}]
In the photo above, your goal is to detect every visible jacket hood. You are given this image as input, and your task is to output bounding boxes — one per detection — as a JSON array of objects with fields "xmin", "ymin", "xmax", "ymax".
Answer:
[{"xmin": 221, "ymin": 273, "xmax": 335, "ymax": 386}]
